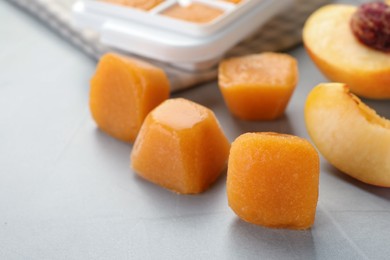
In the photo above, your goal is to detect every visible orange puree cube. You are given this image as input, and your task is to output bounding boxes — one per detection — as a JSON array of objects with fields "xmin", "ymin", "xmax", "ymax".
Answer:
[
  {"xmin": 90, "ymin": 53, "xmax": 170, "ymax": 142},
  {"xmin": 227, "ymin": 132, "xmax": 319, "ymax": 229},
  {"xmin": 162, "ymin": 3, "xmax": 224, "ymax": 24},
  {"xmin": 131, "ymin": 98, "xmax": 230, "ymax": 194},
  {"xmin": 219, "ymin": 52, "xmax": 298, "ymax": 120},
  {"xmin": 100, "ymin": 0, "xmax": 164, "ymax": 10}
]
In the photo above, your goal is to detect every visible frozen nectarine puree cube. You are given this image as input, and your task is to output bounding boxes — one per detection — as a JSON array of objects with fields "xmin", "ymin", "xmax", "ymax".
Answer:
[
  {"xmin": 162, "ymin": 3, "xmax": 223, "ymax": 24},
  {"xmin": 100, "ymin": 0, "xmax": 164, "ymax": 10},
  {"xmin": 227, "ymin": 132, "xmax": 319, "ymax": 229},
  {"xmin": 90, "ymin": 53, "xmax": 170, "ymax": 142},
  {"xmin": 131, "ymin": 98, "xmax": 230, "ymax": 194},
  {"xmin": 219, "ymin": 52, "xmax": 298, "ymax": 120}
]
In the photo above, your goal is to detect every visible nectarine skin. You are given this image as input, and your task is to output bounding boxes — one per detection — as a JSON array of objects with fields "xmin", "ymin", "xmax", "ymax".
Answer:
[{"xmin": 303, "ymin": 4, "xmax": 390, "ymax": 99}]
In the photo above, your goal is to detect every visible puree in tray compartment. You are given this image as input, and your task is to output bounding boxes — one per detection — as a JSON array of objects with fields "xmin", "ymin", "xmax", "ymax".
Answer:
[
  {"xmin": 223, "ymin": 0, "xmax": 242, "ymax": 3},
  {"xmin": 162, "ymin": 3, "xmax": 224, "ymax": 24},
  {"xmin": 100, "ymin": 0, "xmax": 165, "ymax": 10}
]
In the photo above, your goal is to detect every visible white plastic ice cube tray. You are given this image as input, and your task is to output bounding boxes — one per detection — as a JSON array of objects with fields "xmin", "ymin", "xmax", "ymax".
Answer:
[{"xmin": 72, "ymin": 0, "xmax": 292, "ymax": 70}]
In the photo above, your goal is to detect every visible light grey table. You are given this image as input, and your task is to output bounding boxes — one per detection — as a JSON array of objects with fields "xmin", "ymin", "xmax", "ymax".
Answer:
[{"xmin": 1, "ymin": 1, "xmax": 390, "ymax": 259}]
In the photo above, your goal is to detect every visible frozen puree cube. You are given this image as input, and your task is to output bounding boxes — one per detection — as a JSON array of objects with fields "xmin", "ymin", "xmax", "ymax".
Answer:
[
  {"xmin": 131, "ymin": 98, "xmax": 230, "ymax": 194},
  {"xmin": 219, "ymin": 52, "xmax": 298, "ymax": 120},
  {"xmin": 90, "ymin": 53, "xmax": 170, "ymax": 142},
  {"xmin": 227, "ymin": 132, "xmax": 319, "ymax": 229}
]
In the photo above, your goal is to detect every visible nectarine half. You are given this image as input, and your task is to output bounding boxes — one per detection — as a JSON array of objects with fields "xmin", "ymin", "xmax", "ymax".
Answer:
[{"xmin": 303, "ymin": 4, "xmax": 390, "ymax": 99}]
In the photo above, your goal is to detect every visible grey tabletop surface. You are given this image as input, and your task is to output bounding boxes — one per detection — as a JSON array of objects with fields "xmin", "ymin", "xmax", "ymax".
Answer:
[{"xmin": 1, "ymin": 0, "xmax": 390, "ymax": 259}]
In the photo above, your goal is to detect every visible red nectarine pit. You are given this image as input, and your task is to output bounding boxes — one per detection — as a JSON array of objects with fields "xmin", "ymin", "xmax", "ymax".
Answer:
[{"xmin": 350, "ymin": 2, "xmax": 390, "ymax": 52}]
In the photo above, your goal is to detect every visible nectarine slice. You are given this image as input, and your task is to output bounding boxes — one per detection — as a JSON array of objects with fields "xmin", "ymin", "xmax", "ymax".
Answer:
[
  {"xmin": 90, "ymin": 53, "xmax": 170, "ymax": 142},
  {"xmin": 305, "ymin": 83, "xmax": 390, "ymax": 186},
  {"xmin": 303, "ymin": 4, "xmax": 390, "ymax": 99},
  {"xmin": 218, "ymin": 52, "xmax": 298, "ymax": 120},
  {"xmin": 131, "ymin": 98, "xmax": 230, "ymax": 194},
  {"xmin": 227, "ymin": 132, "xmax": 320, "ymax": 229}
]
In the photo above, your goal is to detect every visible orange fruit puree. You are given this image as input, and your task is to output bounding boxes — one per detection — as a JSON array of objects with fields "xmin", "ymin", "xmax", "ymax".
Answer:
[
  {"xmin": 162, "ymin": 3, "xmax": 224, "ymax": 24},
  {"xmin": 90, "ymin": 53, "xmax": 170, "ymax": 142},
  {"xmin": 101, "ymin": 0, "xmax": 164, "ymax": 10},
  {"xmin": 227, "ymin": 132, "xmax": 319, "ymax": 229},
  {"xmin": 131, "ymin": 98, "xmax": 230, "ymax": 194},
  {"xmin": 219, "ymin": 52, "xmax": 298, "ymax": 120}
]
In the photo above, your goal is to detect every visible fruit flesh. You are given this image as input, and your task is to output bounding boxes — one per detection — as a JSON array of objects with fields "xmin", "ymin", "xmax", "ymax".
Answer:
[
  {"xmin": 227, "ymin": 132, "xmax": 319, "ymax": 229},
  {"xmin": 131, "ymin": 98, "xmax": 230, "ymax": 194},
  {"xmin": 305, "ymin": 83, "xmax": 390, "ymax": 186},
  {"xmin": 219, "ymin": 52, "xmax": 298, "ymax": 120},
  {"xmin": 303, "ymin": 4, "xmax": 390, "ymax": 99},
  {"xmin": 90, "ymin": 53, "xmax": 170, "ymax": 142},
  {"xmin": 162, "ymin": 3, "xmax": 223, "ymax": 24},
  {"xmin": 100, "ymin": 0, "xmax": 164, "ymax": 10}
]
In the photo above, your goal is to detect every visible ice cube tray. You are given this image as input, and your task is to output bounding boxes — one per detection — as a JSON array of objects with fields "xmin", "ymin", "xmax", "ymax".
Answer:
[{"xmin": 72, "ymin": 0, "xmax": 292, "ymax": 70}]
